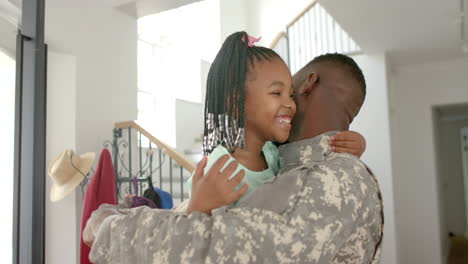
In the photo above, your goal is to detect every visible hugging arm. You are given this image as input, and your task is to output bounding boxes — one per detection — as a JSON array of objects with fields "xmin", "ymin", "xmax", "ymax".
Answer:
[{"xmin": 89, "ymin": 162, "xmax": 376, "ymax": 263}]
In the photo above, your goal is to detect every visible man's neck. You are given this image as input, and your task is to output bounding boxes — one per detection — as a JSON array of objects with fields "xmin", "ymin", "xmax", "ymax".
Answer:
[
  {"xmin": 290, "ymin": 96, "xmax": 350, "ymax": 142},
  {"xmin": 291, "ymin": 115, "xmax": 349, "ymax": 142}
]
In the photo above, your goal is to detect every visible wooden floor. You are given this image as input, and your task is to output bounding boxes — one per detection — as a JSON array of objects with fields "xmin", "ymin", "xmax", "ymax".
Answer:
[{"xmin": 448, "ymin": 236, "xmax": 468, "ymax": 264}]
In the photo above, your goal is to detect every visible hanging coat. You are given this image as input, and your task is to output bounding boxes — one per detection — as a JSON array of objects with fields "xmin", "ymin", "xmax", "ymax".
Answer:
[{"xmin": 79, "ymin": 148, "xmax": 116, "ymax": 264}]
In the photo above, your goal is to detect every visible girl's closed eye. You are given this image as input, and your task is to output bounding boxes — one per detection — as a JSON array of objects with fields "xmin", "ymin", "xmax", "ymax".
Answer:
[{"xmin": 269, "ymin": 91, "xmax": 295, "ymax": 98}]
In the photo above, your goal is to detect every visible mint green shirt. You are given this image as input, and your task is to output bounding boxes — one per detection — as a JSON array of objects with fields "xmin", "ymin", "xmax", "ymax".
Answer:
[{"xmin": 186, "ymin": 142, "xmax": 280, "ymax": 204}]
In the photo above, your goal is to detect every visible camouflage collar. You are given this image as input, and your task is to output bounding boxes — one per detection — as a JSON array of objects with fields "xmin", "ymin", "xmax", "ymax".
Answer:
[{"xmin": 278, "ymin": 131, "xmax": 337, "ymax": 173}]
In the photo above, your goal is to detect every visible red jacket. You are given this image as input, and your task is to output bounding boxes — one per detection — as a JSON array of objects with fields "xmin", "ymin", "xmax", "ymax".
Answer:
[{"xmin": 79, "ymin": 148, "xmax": 116, "ymax": 264}]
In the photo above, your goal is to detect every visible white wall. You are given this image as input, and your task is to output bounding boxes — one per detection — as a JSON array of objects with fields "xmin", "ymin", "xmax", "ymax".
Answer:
[
  {"xmin": 200, "ymin": 59, "xmax": 211, "ymax": 105},
  {"xmin": 391, "ymin": 57, "xmax": 468, "ymax": 264},
  {"xmin": 219, "ymin": 0, "xmax": 249, "ymax": 40},
  {"xmin": 46, "ymin": 52, "xmax": 78, "ymax": 264},
  {"xmin": 174, "ymin": 59, "xmax": 210, "ymax": 157},
  {"xmin": 46, "ymin": 0, "xmax": 137, "ymax": 154},
  {"xmin": 175, "ymin": 99, "xmax": 203, "ymax": 155},
  {"xmin": 45, "ymin": 1, "xmax": 137, "ymax": 263},
  {"xmin": 350, "ymin": 53, "xmax": 397, "ymax": 264}
]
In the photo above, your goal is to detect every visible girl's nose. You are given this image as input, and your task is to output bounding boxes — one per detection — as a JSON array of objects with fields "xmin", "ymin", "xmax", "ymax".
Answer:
[{"xmin": 284, "ymin": 97, "xmax": 296, "ymax": 112}]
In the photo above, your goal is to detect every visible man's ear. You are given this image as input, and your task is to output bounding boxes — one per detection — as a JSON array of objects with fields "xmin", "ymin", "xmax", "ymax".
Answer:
[{"xmin": 299, "ymin": 72, "xmax": 318, "ymax": 96}]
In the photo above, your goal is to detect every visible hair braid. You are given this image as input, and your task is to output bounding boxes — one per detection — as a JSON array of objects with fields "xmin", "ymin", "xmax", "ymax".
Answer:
[{"xmin": 202, "ymin": 31, "xmax": 284, "ymax": 155}]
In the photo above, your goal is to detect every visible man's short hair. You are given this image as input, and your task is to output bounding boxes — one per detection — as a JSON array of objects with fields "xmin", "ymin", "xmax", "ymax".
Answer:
[{"xmin": 299, "ymin": 53, "xmax": 366, "ymax": 100}]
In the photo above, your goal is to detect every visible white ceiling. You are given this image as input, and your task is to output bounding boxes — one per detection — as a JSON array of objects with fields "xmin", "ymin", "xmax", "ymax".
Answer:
[
  {"xmin": 319, "ymin": 0, "xmax": 466, "ymax": 66},
  {"xmin": 2, "ymin": 0, "xmax": 464, "ymax": 67},
  {"xmin": 111, "ymin": 0, "xmax": 466, "ymax": 66},
  {"xmin": 104, "ymin": 0, "xmax": 202, "ymax": 18}
]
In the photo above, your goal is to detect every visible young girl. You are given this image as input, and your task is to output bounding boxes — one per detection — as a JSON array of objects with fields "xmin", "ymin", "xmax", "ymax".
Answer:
[{"xmin": 181, "ymin": 31, "xmax": 365, "ymax": 214}]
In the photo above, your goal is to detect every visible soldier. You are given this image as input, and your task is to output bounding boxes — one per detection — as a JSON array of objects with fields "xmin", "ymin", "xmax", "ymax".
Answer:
[{"xmin": 85, "ymin": 53, "xmax": 383, "ymax": 264}]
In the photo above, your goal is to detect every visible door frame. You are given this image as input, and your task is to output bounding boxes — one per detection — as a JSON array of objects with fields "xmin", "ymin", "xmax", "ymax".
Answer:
[{"xmin": 13, "ymin": 0, "xmax": 47, "ymax": 263}]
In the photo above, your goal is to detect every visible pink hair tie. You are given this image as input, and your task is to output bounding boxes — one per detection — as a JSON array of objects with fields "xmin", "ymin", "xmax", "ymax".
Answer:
[{"xmin": 242, "ymin": 34, "xmax": 261, "ymax": 47}]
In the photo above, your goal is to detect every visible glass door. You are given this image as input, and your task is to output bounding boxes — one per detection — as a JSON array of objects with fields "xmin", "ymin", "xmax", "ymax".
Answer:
[{"xmin": 0, "ymin": 1, "xmax": 21, "ymax": 262}]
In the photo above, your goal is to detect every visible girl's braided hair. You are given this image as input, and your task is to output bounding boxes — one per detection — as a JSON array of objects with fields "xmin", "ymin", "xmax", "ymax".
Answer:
[{"xmin": 203, "ymin": 31, "xmax": 283, "ymax": 155}]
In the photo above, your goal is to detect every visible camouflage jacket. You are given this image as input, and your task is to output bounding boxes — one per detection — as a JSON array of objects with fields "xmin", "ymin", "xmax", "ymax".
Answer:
[{"xmin": 89, "ymin": 132, "xmax": 384, "ymax": 264}]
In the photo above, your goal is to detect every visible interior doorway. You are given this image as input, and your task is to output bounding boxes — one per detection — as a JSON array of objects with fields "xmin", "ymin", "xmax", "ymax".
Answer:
[
  {"xmin": 460, "ymin": 127, "xmax": 468, "ymax": 236},
  {"xmin": 433, "ymin": 103, "xmax": 468, "ymax": 263}
]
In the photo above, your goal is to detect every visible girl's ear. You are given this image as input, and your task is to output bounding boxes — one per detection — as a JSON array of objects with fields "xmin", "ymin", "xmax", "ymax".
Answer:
[{"xmin": 299, "ymin": 72, "xmax": 318, "ymax": 96}]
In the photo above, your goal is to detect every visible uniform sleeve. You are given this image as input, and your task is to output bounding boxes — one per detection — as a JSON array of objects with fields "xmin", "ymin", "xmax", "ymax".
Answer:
[
  {"xmin": 328, "ymin": 157, "xmax": 384, "ymax": 264},
  {"xmin": 88, "ymin": 206, "xmax": 304, "ymax": 264},
  {"xmin": 89, "ymin": 155, "xmax": 383, "ymax": 264}
]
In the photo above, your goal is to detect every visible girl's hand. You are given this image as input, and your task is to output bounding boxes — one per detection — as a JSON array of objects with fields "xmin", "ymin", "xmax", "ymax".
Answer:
[
  {"xmin": 187, "ymin": 155, "xmax": 248, "ymax": 215},
  {"xmin": 329, "ymin": 131, "xmax": 366, "ymax": 158}
]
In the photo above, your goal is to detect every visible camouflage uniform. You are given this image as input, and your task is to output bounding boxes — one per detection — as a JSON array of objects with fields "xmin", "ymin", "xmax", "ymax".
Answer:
[{"xmin": 88, "ymin": 132, "xmax": 384, "ymax": 264}]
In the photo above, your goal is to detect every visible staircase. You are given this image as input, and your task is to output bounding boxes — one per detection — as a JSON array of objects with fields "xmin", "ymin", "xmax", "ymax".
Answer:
[{"xmin": 108, "ymin": 121, "xmax": 196, "ymax": 206}]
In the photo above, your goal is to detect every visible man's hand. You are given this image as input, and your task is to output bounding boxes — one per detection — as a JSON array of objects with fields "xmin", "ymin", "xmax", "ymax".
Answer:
[
  {"xmin": 187, "ymin": 155, "xmax": 248, "ymax": 215},
  {"xmin": 329, "ymin": 131, "xmax": 366, "ymax": 157}
]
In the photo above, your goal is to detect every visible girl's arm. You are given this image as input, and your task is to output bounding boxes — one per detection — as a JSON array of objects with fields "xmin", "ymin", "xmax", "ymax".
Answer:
[{"xmin": 329, "ymin": 131, "xmax": 366, "ymax": 157}]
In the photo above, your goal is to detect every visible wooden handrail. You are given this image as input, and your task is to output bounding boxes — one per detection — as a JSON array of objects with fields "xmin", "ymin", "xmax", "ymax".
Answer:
[
  {"xmin": 115, "ymin": 121, "xmax": 196, "ymax": 173},
  {"xmin": 269, "ymin": 31, "xmax": 288, "ymax": 49},
  {"xmin": 286, "ymin": 0, "xmax": 318, "ymax": 28},
  {"xmin": 270, "ymin": 0, "xmax": 318, "ymax": 48}
]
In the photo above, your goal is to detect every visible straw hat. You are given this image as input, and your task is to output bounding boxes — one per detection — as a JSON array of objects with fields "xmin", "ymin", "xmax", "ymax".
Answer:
[{"xmin": 48, "ymin": 150, "xmax": 95, "ymax": 202}]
